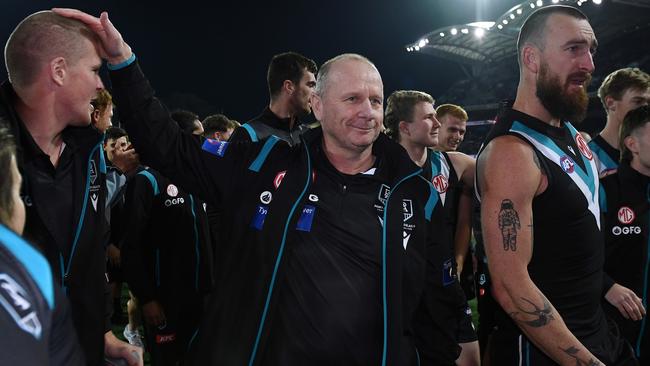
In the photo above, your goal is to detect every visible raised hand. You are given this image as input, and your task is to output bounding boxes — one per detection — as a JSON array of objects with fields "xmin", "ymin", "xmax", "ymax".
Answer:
[{"xmin": 51, "ymin": 9, "xmax": 132, "ymax": 64}]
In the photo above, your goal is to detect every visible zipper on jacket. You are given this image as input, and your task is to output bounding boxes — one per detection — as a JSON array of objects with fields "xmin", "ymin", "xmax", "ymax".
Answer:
[
  {"xmin": 60, "ymin": 142, "xmax": 103, "ymax": 293},
  {"xmin": 248, "ymin": 143, "xmax": 313, "ymax": 366},
  {"xmin": 380, "ymin": 168, "xmax": 422, "ymax": 366},
  {"xmin": 188, "ymin": 194, "xmax": 200, "ymax": 291}
]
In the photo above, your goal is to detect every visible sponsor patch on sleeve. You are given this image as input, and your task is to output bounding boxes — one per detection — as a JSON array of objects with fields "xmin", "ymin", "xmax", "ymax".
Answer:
[{"xmin": 202, "ymin": 138, "xmax": 229, "ymax": 157}]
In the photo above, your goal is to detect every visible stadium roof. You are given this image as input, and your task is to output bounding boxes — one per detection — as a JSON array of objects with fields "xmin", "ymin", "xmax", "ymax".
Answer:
[{"xmin": 406, "ymin": 0, "xmax": 650, "ymax": 67}]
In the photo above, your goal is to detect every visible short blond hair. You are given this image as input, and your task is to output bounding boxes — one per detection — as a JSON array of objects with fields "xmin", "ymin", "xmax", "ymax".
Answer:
[
  {"xmin": 4, "ymin": 10, "xmax": 99, "ymax": 89},
  {"xmin": 436, "ymin": 104, "xmax": 468, "ymax": 122}
]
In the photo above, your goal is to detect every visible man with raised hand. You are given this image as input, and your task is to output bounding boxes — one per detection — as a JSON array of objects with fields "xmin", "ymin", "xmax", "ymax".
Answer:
[
  {"xmin": 1, "ymin": 10, "xmax": 142, "ymax": 366},
  {"xmin": 54, "ymin": 8, "xmax": 448, "ymax": 366}
]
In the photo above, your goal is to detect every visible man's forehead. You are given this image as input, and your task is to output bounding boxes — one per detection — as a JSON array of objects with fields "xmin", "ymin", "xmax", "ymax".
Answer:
[
  {"xmin": 441, "ymin": 114, "xmax": 466, "ymax": 126},
  {"xmin": 546, "ymin": 14, "xmax": 596, "ymax": 45},
  {"xmin": 328, "ymin": 60, "xmax": 383, "ymax": 91}
]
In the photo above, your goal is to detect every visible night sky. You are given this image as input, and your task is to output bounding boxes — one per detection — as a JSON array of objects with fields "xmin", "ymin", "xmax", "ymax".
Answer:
[{"xmin": 1, "ymin": 0, "xmax": 522, "ymax": 121}]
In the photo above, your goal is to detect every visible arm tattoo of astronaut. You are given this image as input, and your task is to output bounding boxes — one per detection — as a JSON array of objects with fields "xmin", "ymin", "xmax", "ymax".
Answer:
[
  {"xmin": 498, "ymin": 199, "xmax": 521, "ymax": 251},
  {"xmin": 561, "ymin": 346, "xmax": 601, "ymax": 366},
  {"xmin": 509, "ymin": 294, "xmax": 555, "ymax": 328}
]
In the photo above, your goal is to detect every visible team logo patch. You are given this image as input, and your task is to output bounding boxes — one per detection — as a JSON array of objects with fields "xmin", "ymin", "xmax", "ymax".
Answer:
[
  {"xmin": 560, "ymin": 156, "xmax": 575, "ymax": 173},
  {"xmin": 479, "ymin": 274, "xmax": 486, "ymax": 286},
  {"xmin": 260, "ymin": 191, "xmax": 272, "ymax": 204},
  {"xmin": 308, "ymin": 194, "xmax": 319, "ymax": 202},
  {"xmin": 575, "ymin": 133, "xmax": 593, "ymax": 160},
  {"xmin": 166, "ymin": 184, "xmax": 178, "ymax": 197},
  {"xmin": 617, "ymin": 206, "xmax": 635, "ymax": 225},
  {"xmin": 432, "ymin": 174, "xmax": 448, "ymax": 193},
  {"xmin": 201, "ymin": 138, "xmax": 229, "ymax": 157},
  {"xmin": 402, "ymin": 199, "xmax": 413, "ymax": 222},
  {"xmin": 0, "ymin": 273, "xmax": 41, "ymax": 339},
  {"xmin": 89, "ymin": 160, "xmax": 98, "ymax": 185},
  {"xmin": 274, "ymin": 171, "xmax": 286, "ymax": 189},
  {"xmin": 378, "ymin": 184, "xmax": 390, "ymax": 205}
]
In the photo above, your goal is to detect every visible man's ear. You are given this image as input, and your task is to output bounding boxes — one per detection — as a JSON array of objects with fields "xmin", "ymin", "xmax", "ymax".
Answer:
[
  {"xmin": 522, "ymin": 44, "xmax": 540, "ymax": 74},
  {"xmin": 49, "ymin": 57, "xmax": 67, "ymax": 86},
  {"xmin": 624, "ymin": 135, "xmax": 638, "ymax": 155},
  {"xmin": 398, "ymin": 120, "xmax": 410, "ymax": 138},
  {"xmin": 283, "ymin": 80, "xmax": 295, "ymax": 95},
  {"xmin": 311, "ymin": 94, "xmax": 323, "ymax": 121},
  {"xmin": 92, "ymin": 109, "xmax": 100, "ymax": 123},
  {"xmin": 605, "ymin": 95, "xmax": 617, "ymax": 113}
]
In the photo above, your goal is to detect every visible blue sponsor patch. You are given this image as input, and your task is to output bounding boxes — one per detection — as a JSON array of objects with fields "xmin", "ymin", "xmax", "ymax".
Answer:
[
  {"xmin": 202, "ymin": 138, "xmax": 229, "ymax": 157},
  {"xmin": 296, "ymin": 205, "xmax": 316, "ymax": 232},
  {"xmin": 250, "ymin": 205, "xmax": 268, "ymax": 231},
  {"xmin": 442, "ymin": 258, "xmax": 455, "ymax": 286}
]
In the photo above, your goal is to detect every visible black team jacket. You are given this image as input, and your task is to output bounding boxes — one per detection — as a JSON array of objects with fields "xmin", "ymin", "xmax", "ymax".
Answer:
[
  {"xmin": 0, "ymin": 81, "xmax": 111, "ymax": 366},
  {"xmin": 111, "ymin": 61, "xmax": 459, "ymax": 366}
]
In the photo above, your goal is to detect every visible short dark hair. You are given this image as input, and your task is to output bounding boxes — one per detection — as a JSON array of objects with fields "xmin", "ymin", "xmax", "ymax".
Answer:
[
  {"xmin": 598, "ymin": 68, "xmax": 650, "ymax": 112},
  {"xmin": 620, "ymin": 105, "xmax": 650, "ymax": 162},
  {"xmin": 105, "ymin": 126, "xmax": 127, "ymax": 142},
  {"xmin": 267, "ymin": 52, "xmax": 317, "ymax": 99},
  {"xmin": 0, "ymin": 120, "xmax": 17, "ymax": 227},
  {"xmin": 384, "ymin": 90, "xmax": 434, "ymax": 142},
  {"xmin": 517, "ymin": 5, "xmax": 588, "ymax": 69},
  {"xmin": 171, "ymin": 109, "xmax": 200, "ymax": 134},
  {"xmin": 202, "ymin": 114, "xmax": 238, "ymax": 136}
]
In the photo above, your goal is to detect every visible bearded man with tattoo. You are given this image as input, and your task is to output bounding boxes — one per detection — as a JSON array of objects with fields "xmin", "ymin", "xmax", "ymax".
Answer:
[{"xmin": 475, "ymin": 5, "xmax": 637, "ymax": 365}]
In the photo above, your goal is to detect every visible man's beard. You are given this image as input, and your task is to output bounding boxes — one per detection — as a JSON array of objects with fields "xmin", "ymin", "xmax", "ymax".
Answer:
[
  {"xmin": 536, "ymin": 62, "xmax": 591, "ymax": 123},
  {"xmin": 291, "ymin": 96, "xmax": 311, "ymax": 118}
]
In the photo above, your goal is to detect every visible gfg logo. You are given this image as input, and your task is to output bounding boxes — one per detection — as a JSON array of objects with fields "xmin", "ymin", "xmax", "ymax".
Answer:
[
  {"xmin": 165, "ymin": 197, "xmax": 185, "ymax": 207},
  {"xmin": 612, "ymin": 226, "xmax": 641, "ymax": 236}
]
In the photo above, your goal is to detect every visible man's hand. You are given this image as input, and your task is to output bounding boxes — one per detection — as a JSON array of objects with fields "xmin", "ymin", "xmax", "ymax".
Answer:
[
  {"xmin": 605, "ymin": 283, "xmax": 646, "ymax": 321},
  {"xmin": 107, "ymin": 244, "xmax": 121, "ymax": 267},
  {"xmin": 104, "ymin": 330, "xmax": 143, "ymax": 366},
  {"xmin": 112, "ymin": 146, "xmax": 140, "ymax": 176},
  {"xmin": 142, "ymin": 300, "xmax": 166, "ymax": 327},
  {"xmin": 51, "ymin": 9, "xmax": 132, "ymax": 64}
]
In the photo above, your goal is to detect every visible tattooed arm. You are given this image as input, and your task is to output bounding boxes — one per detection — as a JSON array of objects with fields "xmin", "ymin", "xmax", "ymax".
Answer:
[{"xmin": 477, "ymin": 136, "xmax": 604, "ymax": 366}]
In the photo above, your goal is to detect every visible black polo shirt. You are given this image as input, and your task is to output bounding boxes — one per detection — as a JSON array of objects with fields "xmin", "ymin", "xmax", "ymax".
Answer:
[{"xmin": 262, "ymin": 144, "xmax": 388, "ymax": 365}]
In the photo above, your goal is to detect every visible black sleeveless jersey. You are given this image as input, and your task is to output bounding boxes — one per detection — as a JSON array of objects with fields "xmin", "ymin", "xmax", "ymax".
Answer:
[{"xmin": 477, "ymin": 109, "xmax": 608, "ymax": 347}]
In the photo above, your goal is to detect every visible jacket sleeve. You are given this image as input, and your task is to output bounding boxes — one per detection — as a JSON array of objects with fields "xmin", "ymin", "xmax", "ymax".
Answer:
[
  {"xmin": 109, "ymin": 61, "xmax": 264, "ymax": 209},
  {"xmin": 49, "ymin": 282, "xmax": 86, "ymax": 366},
  {"xmin": 120, "ymin": 173, "xmax": 157, "ymax": 304}
]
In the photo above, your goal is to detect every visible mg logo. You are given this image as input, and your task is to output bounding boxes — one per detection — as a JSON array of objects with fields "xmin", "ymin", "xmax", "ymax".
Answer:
[
  {"xmin": 432, "ymin": 175, "xmax": 448, "ymax": 193},
  {"xmin": 617, "ymin": 206, "xmax": 635, "ymax": 225},
  {"xmin": 575, "ymin": 134, "xmax": 593, "ymax": 160}
]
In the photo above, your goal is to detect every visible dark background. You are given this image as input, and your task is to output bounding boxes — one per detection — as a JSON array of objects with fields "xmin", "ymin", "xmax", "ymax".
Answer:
[{"xmin": 1, "ymin": 0, "xmax": 523, "ymax": 121}]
